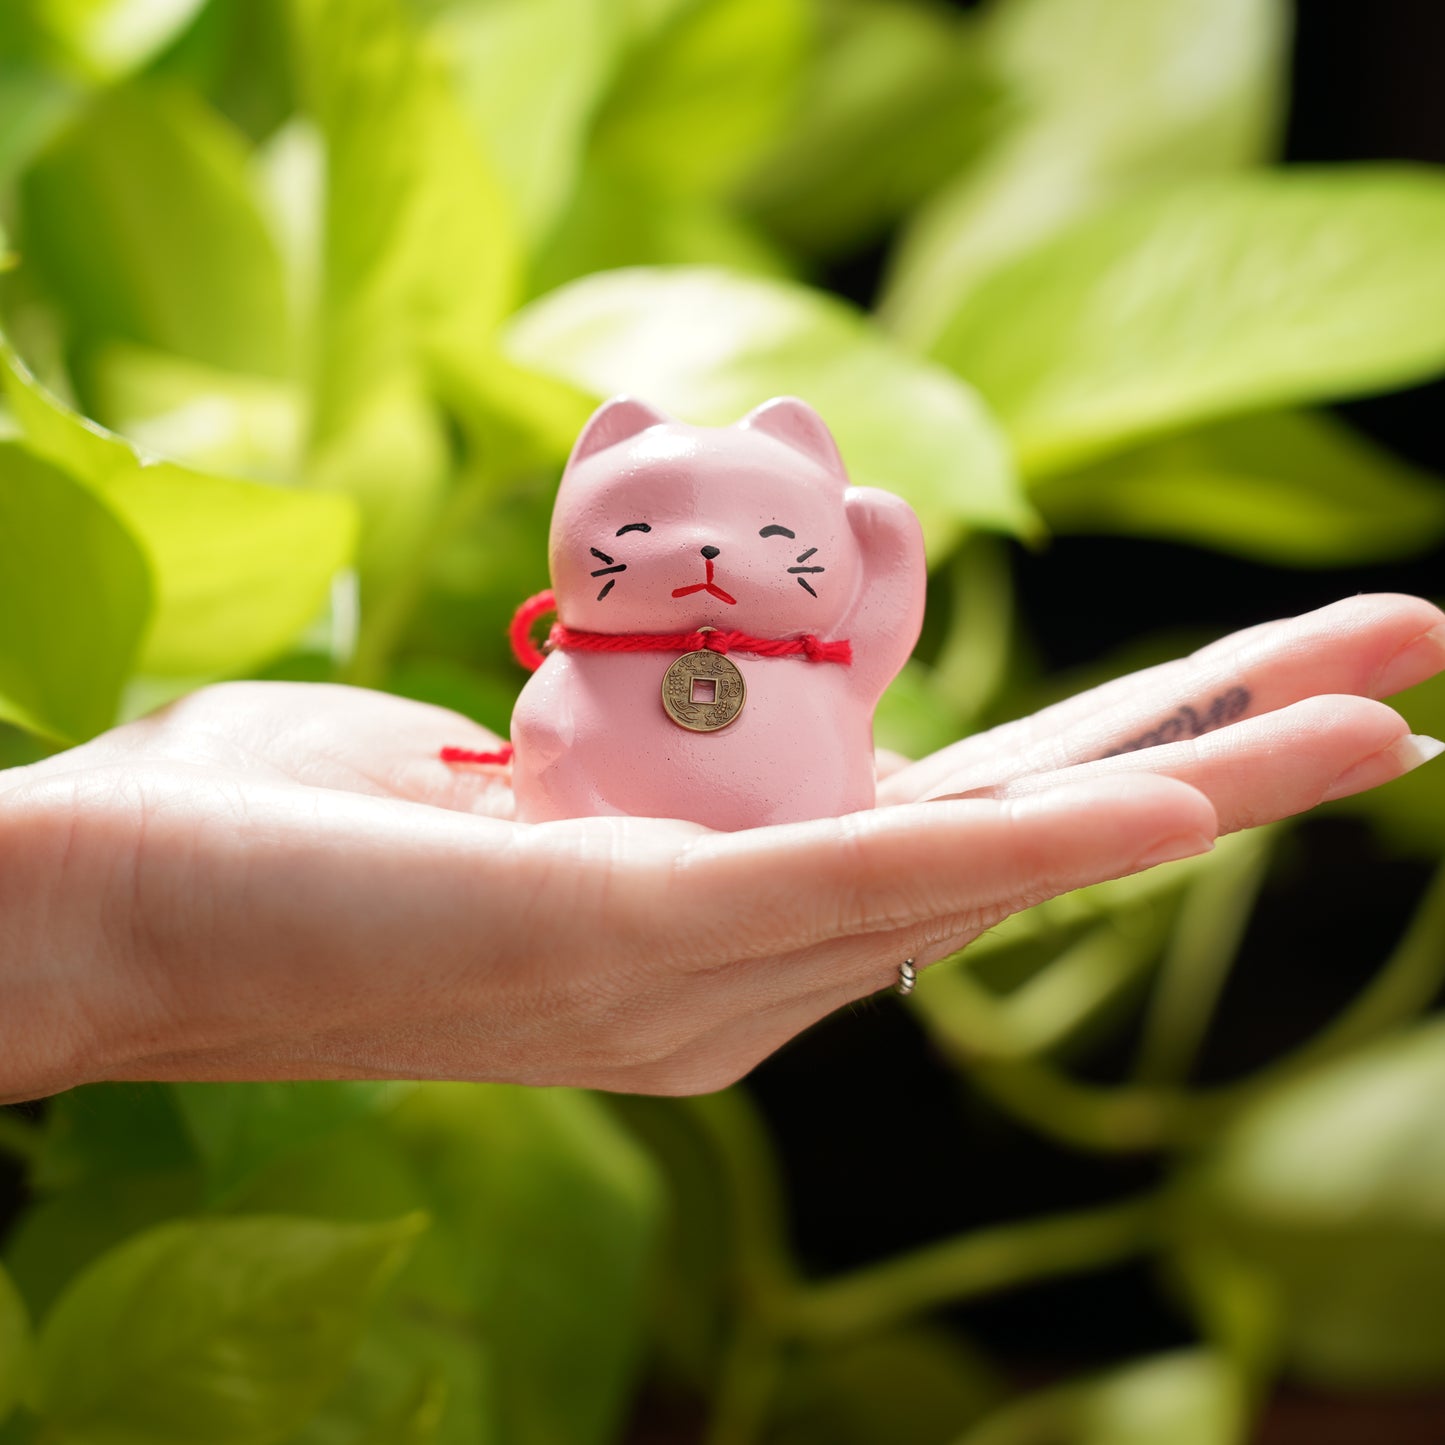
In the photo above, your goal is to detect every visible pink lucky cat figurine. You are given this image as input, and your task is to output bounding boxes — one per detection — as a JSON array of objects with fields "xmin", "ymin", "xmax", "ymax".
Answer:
[{"xmin": 509, "ymin": 396, "xmax": 926, "ymax": 830}]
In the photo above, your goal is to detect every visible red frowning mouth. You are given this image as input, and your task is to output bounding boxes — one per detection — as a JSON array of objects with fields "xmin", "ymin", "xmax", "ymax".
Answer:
[{"xmin": 672, "ymin": 558, "xmax": 737, "ymax": 605}]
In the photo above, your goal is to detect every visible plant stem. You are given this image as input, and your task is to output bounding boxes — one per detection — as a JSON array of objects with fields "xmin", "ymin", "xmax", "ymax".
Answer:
[
  {"xmin": 785, "ymin": 1195, "xmax": 1160, "ymax": 1344},
  {"xmin": 681, "ymin": 1091, "xmax": 798, "ymax": 1302},
  {"xmin": 932, "ymin": 538, "xmax": 1014, "ymax": 726},
  {"xmin": 947, "ymin": 858, "xmax": 1445, "ymax": 1153},
  {"xmin": 684, "ymin": 1090, "xmax": 798, "ymax": 1445},
  {"xmin": 0, "ymin": 1107, "xmax": 41, "ymax": 1164},
  {"xmin": 1134, "ymin": 829, "xmax": 1274, "ymax": 1085},
  {"xmin": 1273, "ymin": 855, "xmax": 1445, "ymax": 1064},
  {"xmin": 969, "ymin": 1058, "xmax": 1191, "ymax": 1152},
  {"xmin": 919, "ymin": 969, "xmax": 1193, "ymax": 1152},
  {"xmin": 702, "ymin": 1321, "xmax": 786, "ymax": 1445},
  {"xmin": 1004, "ymin": 911, "xmax": 1171, "ymax": 1057}
]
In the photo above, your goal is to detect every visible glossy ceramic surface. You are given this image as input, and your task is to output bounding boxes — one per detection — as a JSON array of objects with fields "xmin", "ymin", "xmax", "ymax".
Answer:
[{"xmin": 511, "ymin": 396, "xmax": 926, "ymax": 829}]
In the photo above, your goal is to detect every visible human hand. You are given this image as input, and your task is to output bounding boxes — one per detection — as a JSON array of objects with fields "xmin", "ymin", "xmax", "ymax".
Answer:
[{"xmin": 0, "ymin": 594, "xmax": 1440, "ymax": 1101}]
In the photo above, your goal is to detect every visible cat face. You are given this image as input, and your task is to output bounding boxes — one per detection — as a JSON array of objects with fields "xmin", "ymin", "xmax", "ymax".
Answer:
[{"xmin": 549, "ymin": 398, "xmax": 864, "ymax": 636}]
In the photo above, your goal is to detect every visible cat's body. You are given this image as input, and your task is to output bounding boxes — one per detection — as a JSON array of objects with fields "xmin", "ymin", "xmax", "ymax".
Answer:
[
  {"xmin": 515, "ymin": 650, "xmax": 877, "ymax": 829},
  {"xmin": 510, "ymin": 396, "xmax": 926, "ymax": 830}
]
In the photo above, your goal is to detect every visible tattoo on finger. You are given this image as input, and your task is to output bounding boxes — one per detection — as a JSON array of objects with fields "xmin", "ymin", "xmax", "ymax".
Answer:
[{"xmin": 1100, "ymin": 686, "xmax": 1251, "ymax": 758}]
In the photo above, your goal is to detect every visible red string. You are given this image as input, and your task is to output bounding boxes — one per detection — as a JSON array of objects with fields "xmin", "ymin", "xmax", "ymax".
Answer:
[
  {"xmin": 508, "ymin": 588, "xmax": 559, "ymax": 672},
  {"xmin": 503, "ymin": 588, "xmax": 850, "ymax": 671},
  {"xmin": 547, "ymin": 624, "xmax": 851, "ymax": 665},
  {"xmin": 440, "ymin": 744, "xmax": 514, "ymax": 766},
  {"xmin": 441, "ymin": 590, "xmax": 852, "ymax": 768}
]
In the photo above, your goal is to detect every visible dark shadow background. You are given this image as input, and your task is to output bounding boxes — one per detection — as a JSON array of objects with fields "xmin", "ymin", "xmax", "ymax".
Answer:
[{"xmin": 745, "ymin": 2, "xmax": 1445, "ymax": 1432}]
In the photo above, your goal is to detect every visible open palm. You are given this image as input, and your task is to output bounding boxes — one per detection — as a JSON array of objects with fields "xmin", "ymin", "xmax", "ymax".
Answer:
[{"xmin": 1, "ymin": 594, "xmax": 1440, "ymax": 1104}]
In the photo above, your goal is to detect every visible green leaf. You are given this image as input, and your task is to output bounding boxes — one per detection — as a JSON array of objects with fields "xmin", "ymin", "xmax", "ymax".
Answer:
[
  {"xmin": 503, "ymin": 266, "xmax": 1033, "ymax": 551},
  {"xmin": 740, "ymin": 0, "xmax": 995, "ymax": 257},
  {"xmin": 883, "ymin": 0, "xmax": 1289, "ymax": 346},
  {"xmin": 430, "ymin": 0, "xmax": 621, "ymax": 241},
  {"xmin": 283, "ymin": 1314, "xmax": 484, "ymax": 1445},
  {"xmin": 35, "ymin": 1213, "xmax": 424, "ymax": 1445},
  {"xmin": 931, "ymin": 168, "xmax": 1445, "ymax": 477},
  {"xmin": 290, "ymin": 0, "xmax": 518, "ymax": 415},
  {"xmin": 1032, "ymin": 411, "xmax": 1445, "ymax": 565},
  {"xmin": 22, "ymin": 0, "xmax": 211, "ymax": 82},
  {"xmin": 959, "ymin": 1351, "xmax": 1246, "ymax": 1445},
  {"xmin": 6, "ymin": 1170, "xmax": 205, "ymax": 1322},
  {"xmin": 2, "ymin": 342, "xmax": 357, "ymax": 676},
  {"xmin": 384, "ymin": 657, "xmax": 522, "ymax": 741},
  {"xmin": 875, "ymin": 662, "xmax": 968, "ymax": 761},
  {"xmin": 0, "ymin": 441, "xmax": 152, "ymax": 741},
  {"xmin": 173, "ymin": 1082, "xmax": 414, "ymax": 1201},
  {"xmin": 588, "ymin": 0, "xmax": 810, "ymax": 201},
  {"xmin": 288, "ymin": 0, "xmax": 518, "ymax": 578},
  {"xmin": 225, "ymin": 1128, "xmax": 494, "ymax": 1445},
  {"xmin": 21, "ymin": 86, "xmax": 292, "ymax": 377},
  {"xmin": 238, "ymin": 1088, "xmax": 657, "ymax": 1445},
  {"xmin": 92, "ymin": 343, "xmax": 304, "ymax": 483},
  {"xmin": 32, "ymin": 1084, "xmax": 197, "ymax": 1193},
  {"xmin": 409, "ymin": 473, "xmax": 561, "ymax": 680},
  {"xmin": 168, "ymin": 0, "xmax": 298, "ymax": 145},
  {"xmin": 0, "ymin": 727, "xmax": 52, "ymax": 770},
  {"xmin": 388, "ymin": 1084, "xmax": 661, "ymax": 1445},
  {"xmin": 352, "ymin": 1370, "xmax": 448, "ymax": 1445},
  {"xmin": 528, "ymin": 160, "xmax": 794, "ymax": 298},
  {"xmin": 0, "ymin": 1264, "xmax": 33, "ymax": 1427},
  {"xmin": 0, "ymin": 10, "xmax": 55, "ymax": 72},
  {"xmin": 0, "ymin": 62, "xmax": 77, "ymax": 188},
  {"xmin": 771, "ymin": 1327, "xmax": 998, "ymax": 1445},
  {"xmin": 429, "ymin": 346, "xmax": 594, "ymax": 479},
  {"xmin": 598, "ymin": 1094, "xmax": 735, "ymax": 1392},
  {"xmin": 1174, "ymin": 1017, "xmax": 1445, "ymax": 1387}
]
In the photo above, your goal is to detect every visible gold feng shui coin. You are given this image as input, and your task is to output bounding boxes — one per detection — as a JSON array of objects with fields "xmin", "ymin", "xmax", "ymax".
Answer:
[{"xmin": 661, "ymin": 650, "xmax": 746, "ymax": 732}]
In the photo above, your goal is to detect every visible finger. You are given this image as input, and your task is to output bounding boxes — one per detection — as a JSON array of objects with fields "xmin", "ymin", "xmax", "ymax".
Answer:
[
  {"xmin": 684, "ymin": 699, "xmax": 1442, "ymax": 1084},
  {"xmin": 589, "ymin": 898, "xmax": 1063, "ymax": 1094},
  {"xmin": 927, "ymin": 695, "xmax": 1444, "ymax": 835},
  {"xmin": 656, "ymin": 772, "xmax": 1218, "ymax": 968},
  {"xmin": 572, "ymin": 914, "xmax": 1001, "ymax": 1094},
  {"xmin": 880, "ymin": 593, "xmax": 1445, "ymax": 806}
]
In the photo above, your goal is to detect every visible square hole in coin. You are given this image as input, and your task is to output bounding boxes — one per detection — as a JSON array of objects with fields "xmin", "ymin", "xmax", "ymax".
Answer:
[{"xmin": 690, "ymin": 677, "xmax": 717, "ymax": 704}]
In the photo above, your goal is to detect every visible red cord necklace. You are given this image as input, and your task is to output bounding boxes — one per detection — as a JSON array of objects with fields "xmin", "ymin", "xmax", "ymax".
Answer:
[{"xmin": 441, "ymin": 589, "xmax": 853, "ymax": 766}]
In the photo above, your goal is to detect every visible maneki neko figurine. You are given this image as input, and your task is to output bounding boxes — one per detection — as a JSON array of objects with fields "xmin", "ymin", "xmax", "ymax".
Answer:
[{"xmin": 448, "ymin": 396, "xmax": 927, "ymax": 832}]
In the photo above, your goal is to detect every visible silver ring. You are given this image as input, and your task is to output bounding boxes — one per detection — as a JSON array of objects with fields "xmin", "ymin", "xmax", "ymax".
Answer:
[{"xmin": 896, "ymin": 958, "xmax": 917, "ymax": 996}]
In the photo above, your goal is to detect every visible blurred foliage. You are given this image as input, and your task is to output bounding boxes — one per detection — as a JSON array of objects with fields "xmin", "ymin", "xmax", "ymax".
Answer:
[
  {"xmin": 957, "ymin": 1350, "xmax": 1247, "ymax": 1445},
  {"xmin": 0, "ymin": 0, "xmax": 1444, "ymax": 1440},
  {"xmin": 33, "ymin": 1213, "xmax": 424, "ymax": 1443}
]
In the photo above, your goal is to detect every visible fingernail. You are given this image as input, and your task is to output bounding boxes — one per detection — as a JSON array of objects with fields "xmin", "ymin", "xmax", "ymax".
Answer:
[
  {"xmin": 927, "ymin": 784, "xmax": 1002, "ymax": 802},
  {"xmin": 1131, "ymin": 833, "xmax": 1216, "ymax": 872},
  {"xmin": 1322, "ymin": 733, "xmax": 1445, "ymax": 802},
  {"xmin": 1373, "ymin": 623, "xmax": 1445, "ymax": 697}
]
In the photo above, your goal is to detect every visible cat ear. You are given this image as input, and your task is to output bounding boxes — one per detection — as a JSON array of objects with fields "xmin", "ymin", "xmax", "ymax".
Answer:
[
  {"xmin": 569, "ymin": 396, "xmax": 671, "ymax": 466},
  {"xmin": 738, "ymin": 396, "xmax": 846, "ymax": 478}
]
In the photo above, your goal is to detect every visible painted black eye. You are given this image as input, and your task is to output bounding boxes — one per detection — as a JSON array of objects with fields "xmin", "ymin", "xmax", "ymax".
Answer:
[
  {"xmin": 759, "ymin": 524, "xmax": 795, "ymax": 539},
  {"xmin": 616, "ymin": 522, "xmax": 651, "ymax": 535}
]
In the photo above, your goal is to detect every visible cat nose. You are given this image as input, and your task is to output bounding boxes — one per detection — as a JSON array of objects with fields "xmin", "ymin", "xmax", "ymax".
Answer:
[{"xmin": 700, "ymin": 545, "xmax": 720, "ymax": 560}]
